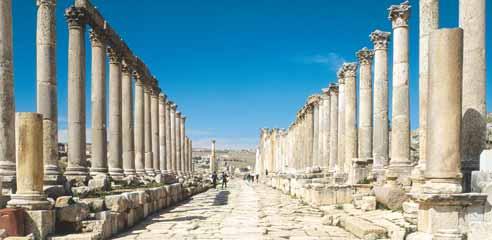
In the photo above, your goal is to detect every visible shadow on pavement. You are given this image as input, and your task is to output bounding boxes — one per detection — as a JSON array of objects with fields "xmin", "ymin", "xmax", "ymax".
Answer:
[{"xmin": 213, "ymin": 190, "xmax": 230, "ymax": 206}]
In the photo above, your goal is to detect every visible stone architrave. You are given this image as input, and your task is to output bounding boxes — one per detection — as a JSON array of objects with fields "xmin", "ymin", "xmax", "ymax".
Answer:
[
  {"xmin": 169, "ymin": 104, "xmax": 177, "ymax": 173},
  {"xmin": 175, "ymin": 112, "xmax": 182, "ymax": 174},
  {"xmin": 108, "ymin": 47, "xmax": 124, "ymax": 180},
  {"xmin": 89, "ymin": 29, "xmax": 108, "ymax": 176},
  {"xmin": 337, "ymin": 69, "xmax": 346, "ymax": 173},
  {"xmin": 7, "ymin": 113, "xmax": 50, "ymax": 210},
  {"xmin": 64, "ymin": 7, "xmax": 89, "ymax": 182},
  {"xmin": 159, "ymin": 94, "xmax": 167, "ymax": 174},
  {"xmin": 37, "ymin": 0, "xmax": 61, "ymax": 184},
  {"xmin": 144, "ymin": 86, "xmax": 154, "ymax": 175},
  {"xmin": 389, "ymin": 1, "xmax": 412, "ymax": 177},
  {"xmin": 356, "ymin": 48, "xmax": 374, "ymax": 162},
  {"xmin": 151, "ymin": 88, "xmax": 160, "ymax": 175},
  {"xmin": 343, "ymin": 63, "xmax": 358, "ymax": 178},
  {"xmin": 370, "ymin": 30, "xmax": 391, "ymax": 179},
  {"xmin": 134, "ymin": 75, "xmax": 145, "ymax": 175},
  {"xmin": 122, "ymin": 62, "xmax": 135, "ymax": 176},
  {"xmin": 329, "ymin": 85, "xmax": 339, "ymax": 172},
  {"xmin": 460, "ymin": 0, "xmax": 486, "ymax": 192}
]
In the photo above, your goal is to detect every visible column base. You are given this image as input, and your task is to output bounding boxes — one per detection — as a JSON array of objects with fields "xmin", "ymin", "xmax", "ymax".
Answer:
[
  {"xmin": 124, "ymin": 169, "xmax": 137, "ymax": 177},
  {"xmin": 64, "ymin": 168, "xmax": 90, "ymax": 186},
  {"xmin": 1, "ymin": 175, "xmax": 16, "ymax": 194},
  {"xmin": 145, "ymin": 169, "xmax": 155, "ymax": 176},
  {"xmin": 388, "ymin": 163, "xmax": 413, "ymax": 186},
  {"xmin": 24, "ymin": 210, "xmax": 55, "ymax": 240},
  {"xmin": 109, "ymin": 168, "xmax": 125, "ymax": 181},
  {"xmin": 7, "ymin": 193, "xmax": 51, "ymax": 210},
  {"xmin": 422, "ymin": 178, "xmax": 463, "ymax": 194},
  {"xmin": 135, "ymin": 169, "xmax": 146, "ymax": 176},
  {"xmin": 89, "ymin": 167, "xmax": 108, "ymax": 176}
]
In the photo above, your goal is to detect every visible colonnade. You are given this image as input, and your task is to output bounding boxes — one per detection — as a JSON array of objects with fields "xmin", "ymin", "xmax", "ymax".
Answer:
[
  {"xmin": 256, "ymin": 0, "xmax": 487, "ymax": 191},
  {"xmin": 0, "ymin": 0, "xmax": 195, "ymax": 192}
]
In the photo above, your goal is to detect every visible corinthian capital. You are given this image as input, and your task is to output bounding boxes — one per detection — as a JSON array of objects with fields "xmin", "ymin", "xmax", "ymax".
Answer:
[
  {"xmin": 356, "ymin": 47, "xmax": 374, "ymax": 65},
  {"xmin": 107, "ymin": 47, "xmax": 122, "ymax": 64},
  {"xmin": 89, "ymin": 29, "xmax": 106, "ymax": 47},
  {"xmin": 388, "ymin": 1, "xmax": 411, "ymax": 28},
  {"xmin": 370, "ymin": 30, "xmax": 391, "ymax": 50},
  {"xmin": 65, "ymin": 7, "xmax": 87, "ymax": 28},
  {"xmin": 342, "ymin": 62, "xmax": 357, "ymax": 77},
  {"xmin": 37, "ymin": 0, "xmax": 56, "ymax": 7},
  {"xmin": 337, "ymin": 67, "xmax": 345, "ymax": 83}
]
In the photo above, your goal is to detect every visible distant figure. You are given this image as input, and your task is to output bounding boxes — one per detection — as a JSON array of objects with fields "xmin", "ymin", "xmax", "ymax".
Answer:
[
  {"xmin": 265, "ymin": 169, "xmax": 269, "ymax": 176},
  {"xmin": 211, "ymin": 171, "xmax": 218, "ymax": 189},
  {"xmin": 256, "ymin": 173, "xmax": 259, "ymax": 183},
  {"xmin": 222, "ymin": 172, "xmax": 228, "ymax": 189}
]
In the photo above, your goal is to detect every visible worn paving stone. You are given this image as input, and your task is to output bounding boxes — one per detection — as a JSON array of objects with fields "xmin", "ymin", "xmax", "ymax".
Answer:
[{"xmin": 113, "ymin": 180, "xmax": 358, "ymax": 239}]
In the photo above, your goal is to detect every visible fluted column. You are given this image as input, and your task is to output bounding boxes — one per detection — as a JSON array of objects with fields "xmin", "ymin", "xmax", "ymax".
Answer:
[
  {"xmin": 329, "ymin": 85, "xmax": 339, "ymax": 172},
  {"xmin": 305, "ymin": 106, "xmax": 314, "ymax": 169},
  {"xmin": 312, "ymin": 99, "xmax": 320, "ymax": 168},
  {"xmin": 337, "ymin": 70, "xmax": 345, "ymax": 173},
  {"xmin": 64, "ymin": 7, "xmax": 89, "ymax": 181},
  {"xmin": 175, "ymin": 111, "xmax": 182, "ymax": 174},
  {"xmin": 151, "ymin": 88, "xmax": 159, "ymax": 175},
  {"xmin": 370, "ymin": 30, "xmax": 391, "ymax": 177},
  {"xmin": 144, "ymin": 86, "xmax": 153, "ymax": 175},
  {"xmin": 357, "ymin": 48, "xmax": 374, "ymax": 162},
  {"xmin": 159, "ymin": 94, "xmax": 167, "ymax": 174},
  {"xmin": 122, "ymin": 62, "xmax": 135, "ymax": 176},
  {"xmin": 89, "ymin": 30, "xmax": 107, "ymax": 176},
  {"xmin": 343, "ymin": 63, "xmax": 358, "ymax": 181},
  {"xmin": 320, "ymin": 91, "xmax": 330, "ymax": 170},
  {"xmin": 108, "ymin": 48, "xmax": 124, "ymax": 180},
  {"xmin": 169, "ymin": 103, "xmax": 177, "ymax": 173},
  {"xmin": 165, "ymin": 101, "xmax": 173, "ymax": 174},
  {"xmin": 389, "ymin": 2, "xmax": 412, "ymax": 176},
  {"xmin": 134, "ymin": 75, "xmax": 145, "ymax": 175},
  {"xmin": 180, "ymin": 116, "xmax": 187, "ymax": 174},
  {"xmin": 460, "ymin": 0, "xmax": 486, "ymax": 192},
  {"xmin": 37, "ymin": 0, "xmax": 61, "ymax": 184}
]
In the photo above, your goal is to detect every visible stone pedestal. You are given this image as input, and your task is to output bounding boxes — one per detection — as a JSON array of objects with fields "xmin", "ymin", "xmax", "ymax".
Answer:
[
  {"xmin": 7, "ymin": 113, "xmax": 50, "ymax": 210},
  {"xmin": 25, "ymin": 210, "xmax": 55, "ymax": 239}
]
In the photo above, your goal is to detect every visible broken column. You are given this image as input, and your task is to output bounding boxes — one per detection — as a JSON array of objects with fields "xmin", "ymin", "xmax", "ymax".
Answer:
[
  {"xmin": 122, "ymin": 62, "xmax": 135, "ymax": 176},
  {"xmin": 108, "ymin": 47, "xmax": 124, "ymax": 180},
  {"xmin": 320, "ymin": 89, "xmax": 330, "ymax": 171},
  {"xmin": 388, "ymin": 1, "xmax": 412, "ymax": 179},
  {"xmin": 210, "ymin": 140, "xmax": 217, "ymax": 172}
]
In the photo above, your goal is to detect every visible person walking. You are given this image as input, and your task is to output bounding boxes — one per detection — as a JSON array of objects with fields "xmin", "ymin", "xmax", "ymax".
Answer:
[
  {"xmin": 221, "ymin": 172, "xmax": 228, "ymax": 189},
  {"xmin": 211, "ymin": 171, "xmax": 218, "ymax": 189}
]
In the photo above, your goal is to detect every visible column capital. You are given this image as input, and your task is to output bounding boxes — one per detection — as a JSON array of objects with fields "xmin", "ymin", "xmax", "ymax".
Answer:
[
  {"xmin": 370, "ymin": 30, "xmax": 391, "ymax": 50},
  {"xmin": 159, "ymin": 93, "xmax": 167, "ymax": 102},
  {"xmin": 181, "ymin": 115, "xmax": 187, "ymax": 122},
  {"xmin": 89, "ymin": 29, "xmax": 106, "ymax": 48},
  {"xmin": 65, "ymin": 7, "xmax": 87, "ymax": 28},
  {"xmin": 356, "ymin": 47, "xmax": 374, "ymax": 65},
  {"xmin": 107, "ymin": 47, "xmax": 123, "ymax": 64},
  {"xmin": 37, "ymin": 0, "xmax": 56, "ymax": 7},
  {"xmin": 176, "ymin": 111, "xmax": 182, "ymax": 118},
  {"xmin": 170, "ymin": 103, "xmax": 177, "ymax": 110},
  {"xmin": 328, "ymin": 83, "xmax": 339, "ymax": 94},
  {"xmin": 388, "ymin": 1, "xmax": 411, "ymax": 28},
  {"xmin": 121, "ymin": 60, "xmax": 132, "ymax": 75},
  {"xmin": 342, "ymin": 62, "xmax": 358, "ymax": 77},
  {"xmin": 337, "ymin": 67, "xmax": 345, "ymax": 84}
]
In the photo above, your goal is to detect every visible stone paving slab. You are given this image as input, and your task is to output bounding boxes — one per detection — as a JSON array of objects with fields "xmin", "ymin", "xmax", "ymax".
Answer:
[{"xmin": 113, "ymin": 180, "xmax": 358, "ymax": 239}]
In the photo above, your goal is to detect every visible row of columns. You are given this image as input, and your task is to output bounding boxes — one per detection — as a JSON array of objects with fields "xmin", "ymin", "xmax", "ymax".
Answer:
[
  {"xmin": 256, "ymin": 0, "xmax": 487, "ymax": 192},
  {"xmin": 0, "ymin": 1, "xmax": 196, "ymax": 193}
]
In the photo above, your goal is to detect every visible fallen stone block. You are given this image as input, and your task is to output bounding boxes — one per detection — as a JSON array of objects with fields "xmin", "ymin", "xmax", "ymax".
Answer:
[
  {"xmin": 341, "ymin": 216, "xmax": 387, "ymax": 240},
  {"xmin": 79, "ymin": 198, "xmax": 106, "ymax": 213},
  {"xmin": 104, "ymin": 195, "xmax": 130, "ymax": 213},
  {"xmin": 361, "ymin": 196, "xmax": 376, "ymax": 211},
  {"xmin": 373, "ymin": 185, "xmax": 408, "ymax": 210},
  {"xmin": 25, "ymin": 210, "xmax": 55, "ymax": 240}
]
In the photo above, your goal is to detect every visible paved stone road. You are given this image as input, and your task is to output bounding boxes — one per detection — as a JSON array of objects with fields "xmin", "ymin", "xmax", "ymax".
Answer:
[{"xmin": 113, "ymin": 180, "xmax": 358, "ymax": 240}]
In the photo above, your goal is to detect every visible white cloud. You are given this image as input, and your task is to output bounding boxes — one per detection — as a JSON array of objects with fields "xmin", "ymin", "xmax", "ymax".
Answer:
[{"xmin": 302, "ymin": 52, "xmax": 345, "ymax": 71}]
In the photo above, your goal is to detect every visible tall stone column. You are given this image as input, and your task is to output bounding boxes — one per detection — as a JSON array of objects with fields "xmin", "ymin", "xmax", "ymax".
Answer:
[
  {"xmin": 151, "ymin": 88, "xmax": 159, "ymax": 175},
  {"xmin": 108, "ymin": 48, "xmax": 124, "ymax": 180},
  {"xmin": 312, "ymin": 98, "xmax": 320, "ymax": 168},
  {"xmin": 357, "ymin": 48, "xmax": 374, "ymax": 162},
  {"xmin": 64, "ymin": 7, "xmax": 89, "ymax": 182},
  {"xmin": 122, "ymin": 62, "xmax": 135, "ymax": 176},
  {"xmin": 184, "ymin": 136, "xmax": 189, "ymax": 173},
  {"xmin": 159, "ymin": 94, "xmax": 167, "ymax": 174},
  {"xmin": 175, "ymin": 112, "xmax": 182, "ymax": 174},
  {"xmin": 7, "ymin": 113, "xmax": 49, "ymax": 210},
  {"xmin": 424, "ymin": 28, "xmax": 464, "ymax": 194},
  {"xmin": 370, "ymin": 30, "xmax": 391, "ymax": 178},
  {"xmin": 210, "ymin": 140, "xmax": 216, "ymax": 172},
  {"xmin": 165, "ymin": 101, "xmax": 173, "ymax": 174},
  {"xmin": 144, "ymin": 86, "xmax": 154, "ymax": 175},
  {"xmin": 460, "ymin": 0, "xmax": 486, "ymax": 192},
  {"xmin": 37, "ymin": 0, "xmax": 61, "ymax": 184},
  {"xmin": 418, "ymin": 0, "xmax": 439, "ymax": 174},
  {"xmin": 89, "ymin": 30, "xmax": 107, "ymax": 176},
  {"xmin": 134, "ymin": 75, "xmax": 145, "ymax": 175},
  {"xmin": 320, "ymin": 91, "xmax": 330, "ymax": 170},
  {"xmin": 329, "ymin": 85, "xmax": 339, "ymax": 172},
  {"xmin": 305, "ymin": 105, "xmax": 314, "ymax": 170},
  {"xmin": 343, "ymin": 63, "xmax": 358, "ymax": 179},
  {"xmin": 180, "ymin": 116, "xmax": 186, "ymax": 174},
  {"xmin": 389, "ymin": 2, "xmax": 412, "ymax": 177},
  {"xmin": 189, "ymin": 139, "xmax": 193, "ymax": 172},
  {"xmin": 337, "ymin": 70, "xmax": 345, "ymax": 173},
  {"xmin": 169, "ymin": 104, "xmax": 177, "ymax": 173}
]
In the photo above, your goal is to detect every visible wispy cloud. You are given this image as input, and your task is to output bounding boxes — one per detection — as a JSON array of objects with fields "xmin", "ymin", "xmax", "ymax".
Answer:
[{"xmin": 301, "ymin": 52, "xmax": 345, "ymax": 71}]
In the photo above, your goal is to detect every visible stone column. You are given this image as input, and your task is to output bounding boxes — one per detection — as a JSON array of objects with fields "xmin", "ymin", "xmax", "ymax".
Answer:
[
  {"xmin": 424, "ymin": 28, "xmax": 464, "ymax": 194},
  {"xmin": 337, "ymin": 70, "xmax": 345, "ymax": 173},
  {"xmin": 165, "ymin": 101, "xmax": 173, "ymax": 174},
  {"xmin": 210, "ymin": 140, "xmax": 216, "ymax": 172},
  {"xmin": 460, "ymin": 0, "xmax": 486, "ymax": 192},
  {"xmin": 329, "ymin": 85, "xmax": 339, "ymax": 172},
  {"xmin": 180, "ymin": 116, "xmax": 186, "ymax": 174},
  {"xmin": 159, "ymin": 94, "xmax": 167, "ymax": 174},
  {"xmin": 108, "ymin": 48, "xmax": 124, "ymax": 180},
  {"xmin": 312, "ymin": 98, "xmax": 320, "ymax": 168},
  {"xmin": 357, "ymin": 48, "xmax": 374, "ymax": 163},
  {"xmin": 343, "ymin": 63, "xmax": 358, "ymax": 179},
  {"xmin": 175, "ymin": 112, "xmax": 182, "ymax": 174},
  {"xmin": 169, "ymin": 103, "xmax": 177, "ymax": 173},
  {"xmin": 418, "ymin": 0, "xmax": 439, "ymax": 174},
  {"xmin": 320, "ymin": 91, "xmax": 330, "ymax": 170},
  {"xmin": 184, "ymin": 137, "xmax": 189, "ymax": 173},
  {"xmin": 134, "ymin": 75, "xmax": 145, "ymax": 175},
  {"xmin": 151, "ymin": 88, "xmax": 160, "ymax": 175},
  {"xmin": 122, "ymin": 62, "xmax": 135, "ymax": 176},
  {"xmin": 7, "ymin": 113, "xmax": 49, "ymax": 210},
  {"xmin": 64, "ymin": 7, "xmax": 89, "ymax": 182},
  {"xmin": 389, "ymin": 1, "xmax": 412, "ymax": 177},
  {"xmin": 144, "ymin": 86, "xmax": 154, "ymax": 175},
  {"xmin": 189, "ymin": 139, "xmax": 193, "ymax": 172},
  {"xmin": 89, "ymin": 30, "xmax": 107, "ymax": 176},
  {"xmin": 37, "ymin": 0, "xmax": 61, "ymax": 184},
  {"xmin": 370, "ymin": 30, "xmax": 391, "ymax": 177}
]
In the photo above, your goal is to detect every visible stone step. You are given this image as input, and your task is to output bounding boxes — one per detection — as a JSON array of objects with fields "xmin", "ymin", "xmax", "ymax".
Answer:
[{"xmin": 340, "ymin": 216, "xmax": 387, "ymax": 240}]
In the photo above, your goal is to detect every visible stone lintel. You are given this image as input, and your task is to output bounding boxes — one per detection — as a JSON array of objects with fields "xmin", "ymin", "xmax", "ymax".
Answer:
[{"xmin": 409, "ymin": 192, "xmax": 487, "ymax": 206}]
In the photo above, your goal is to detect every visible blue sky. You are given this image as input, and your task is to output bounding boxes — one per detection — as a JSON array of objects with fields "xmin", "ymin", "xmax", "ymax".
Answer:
[{"xmin": 11, "ymin": 0, "xmax": 492, "ymax": 150}]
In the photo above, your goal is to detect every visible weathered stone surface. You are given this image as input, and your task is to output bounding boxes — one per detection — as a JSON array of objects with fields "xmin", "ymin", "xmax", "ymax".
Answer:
[
  {"xmin": 44, "ymin": 185, "xmax": 66, "ymax": 200},
  {"xmin": 104, "ymin": 195, "xmax": 130, "ymax": 213},
  {"xmin": 361, "ymin": 196, "xmax": 376, "ymax": 211},
  {"xmin": 56, "ymin": 202, "xmax": 90, "ymax": 222},
  {"xmin": 25, "ymin": 210, "xmax": 55, "ymax": 240},
  {"xmin": 55, "ymin": 196, "xmax": 75, "ymax": 208},
  {"xmin": 341, "ymin": 216, "xmax": 387, "ymax": 240},
  {"xmin": 79, "ymin": 198, "xmax": 106, "ymax": 213},
  {"xmin": 373, "ymin": 185, "xmax": 407, "ymax": 210},
  {"xmin": 87, "ymin": 175, "xmax": 110, "ymax": 191}
]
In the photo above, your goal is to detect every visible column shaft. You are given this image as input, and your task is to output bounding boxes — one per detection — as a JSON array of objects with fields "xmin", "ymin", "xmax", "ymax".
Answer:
[
  {"xmin": 175, "ymin": 112, "xmax": 182, "ymax": 173},
  {"xmin": 329, "ymin": 86, "xmax": 339, "ymax": 172},
  {"xmin": 134, "ymin": 78, "xmax": 145, "ymax": 175},
  {"xmin": 151, "ymin": 91, "xmax": 159, "ymax": 174},
  {"xmin": 337, "ymin": 75, "xmax": 345, "ymax": 173},
  {"xmin": 165, "ymin": 102, "xmax": 172, "ymax": 174},
  {"xmin": 170, "ymin": 105, "xmax": 177, "ymax": 173},
  {"xmin": 343, "ymin": 63, "xmax": 358, "ymax": 177},
  {"xmin": 159, "ymin": 94, "xmax": 167, "ymax": 174},
  {"xmin": 180, "ymin": 116, "xmax": 186, "ymax": 173},
  {"xmin": 122, "ymin": 64, "xmax": 135, "ymax": 176},
  {"xmin": 357, "ymin": 48, "xmax": 374, "ymax": 161},
  {"xmin": 108, "ymin": 48, "xmax": 124, "ymax": 179},
  {"xmin": 312, "ymin": 100, "xmax": 320, "ymax": 168},
  {"xmin": 144, "ymin": 87, "xmax": 153, "ymax": 175}
]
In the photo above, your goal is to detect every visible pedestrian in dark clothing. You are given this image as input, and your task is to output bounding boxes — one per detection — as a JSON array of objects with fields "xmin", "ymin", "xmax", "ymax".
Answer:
[
  {"xmin": 222, "ymin": 172, "xmax": 228, "ymax": 189},
  {"xmin": 265, "ymin": 169, "xmax": 269, "ymax": 176},
  {"xmin": 256, "ymin": 174, "xmax": 259, "ymax": 183},
  {"xmin": 211, "ymin": 171, "xmax": 218, "ymax": 189}
]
